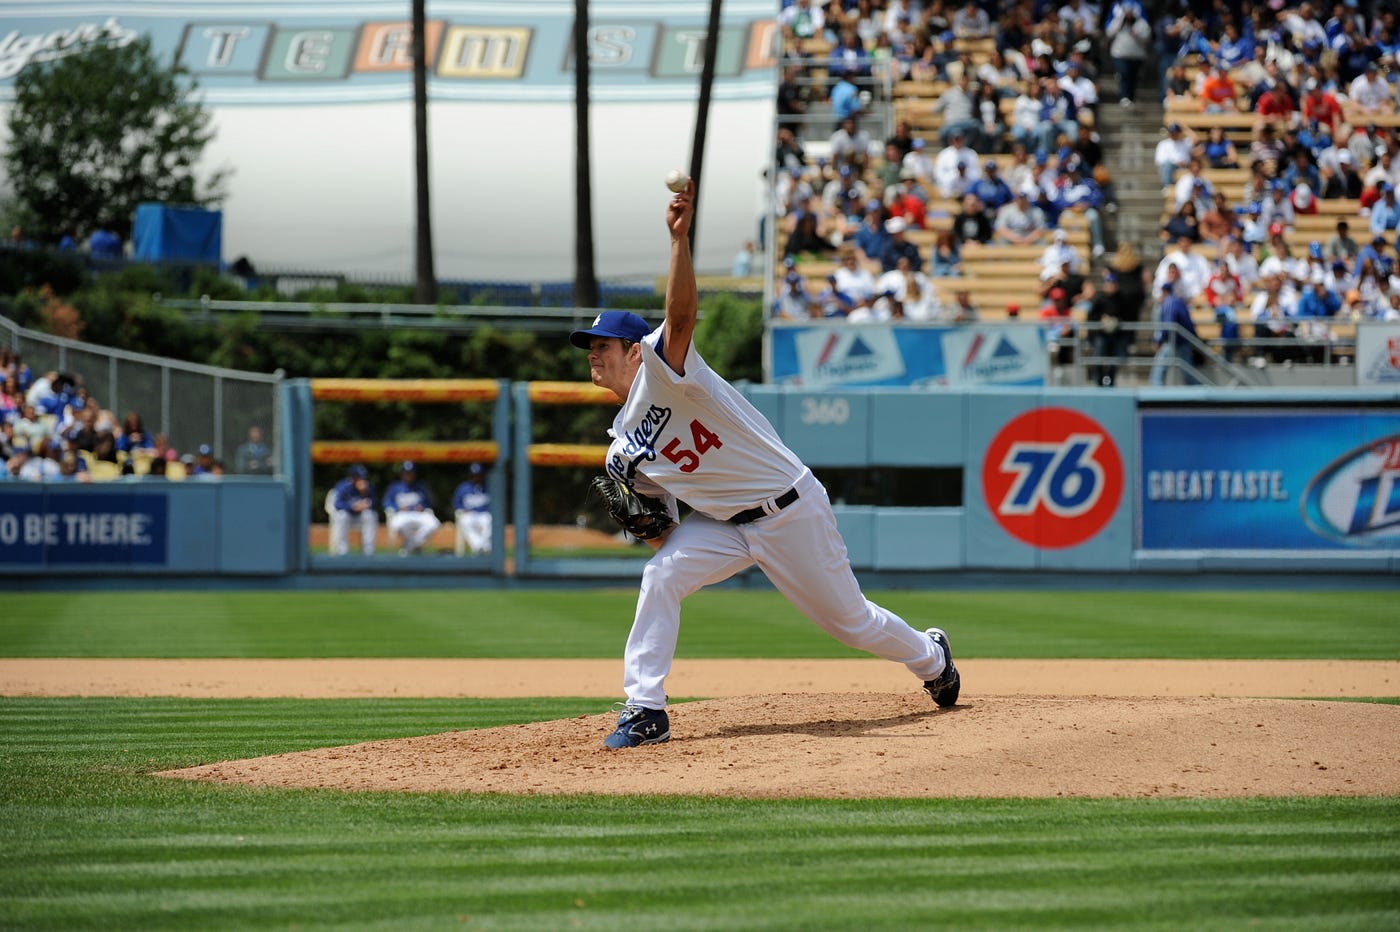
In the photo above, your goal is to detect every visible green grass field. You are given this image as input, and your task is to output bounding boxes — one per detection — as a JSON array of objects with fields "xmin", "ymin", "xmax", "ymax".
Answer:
[
  {"xmin": 3, "ymin": 588, "xmax": 1398, "ymax": 659},
  {"xmin": 3, "ymin": 589, "xmax": 1398, "ymax": 930}
]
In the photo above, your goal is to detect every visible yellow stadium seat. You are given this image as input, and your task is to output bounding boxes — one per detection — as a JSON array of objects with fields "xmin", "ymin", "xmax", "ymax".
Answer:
[{"xmin": 87, "ymin": 460, "xmax": 121, "ymax": 481}]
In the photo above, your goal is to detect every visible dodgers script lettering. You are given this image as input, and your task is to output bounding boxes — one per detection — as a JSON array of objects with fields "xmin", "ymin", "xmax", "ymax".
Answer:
[{"xmin": 607, "ymin": 404, "xmax": 673, "ymax": 483}]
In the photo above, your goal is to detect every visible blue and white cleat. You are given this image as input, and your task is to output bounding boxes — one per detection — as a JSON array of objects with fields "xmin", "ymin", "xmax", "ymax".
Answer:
[
  {"xmin": 923, "ymin": 627, "xmax": 961, "ymax": 708},
  {"xmin": 603, "ymin": 704, "xmax": 671, "ymax": 749}
]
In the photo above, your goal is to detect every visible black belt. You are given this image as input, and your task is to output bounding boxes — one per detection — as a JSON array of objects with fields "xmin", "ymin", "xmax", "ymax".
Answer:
[{"xmin": 730, "ymin": 487, "xmax": 800, "ymax": 525}]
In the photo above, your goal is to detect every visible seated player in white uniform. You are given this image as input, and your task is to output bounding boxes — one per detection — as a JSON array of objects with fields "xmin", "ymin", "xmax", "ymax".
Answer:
[
  {"xmin": 328, "ymin": 463, "xmax": 378, "ymax": 556},
  {"xmin": 572, "ymin": 179, "xmax": 960, "ymax": 749},
  {"xmin": 381, "ymin": 460, "xmax": 441, "ymax": 556},
  {"xmin": 452, "ymin": 463, "xmax": 492, "ymax": 556}
]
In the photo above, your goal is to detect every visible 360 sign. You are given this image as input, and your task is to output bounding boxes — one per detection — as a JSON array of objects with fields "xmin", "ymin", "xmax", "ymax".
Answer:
[{"xmin": 981, "ymin": 407, "xmax": 1124, "ymax": 549}]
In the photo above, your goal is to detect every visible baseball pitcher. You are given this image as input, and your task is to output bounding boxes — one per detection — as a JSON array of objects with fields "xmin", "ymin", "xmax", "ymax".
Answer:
[{"xmin": 574, "ymin": 180, "xmax": 960, "ymax": 749}]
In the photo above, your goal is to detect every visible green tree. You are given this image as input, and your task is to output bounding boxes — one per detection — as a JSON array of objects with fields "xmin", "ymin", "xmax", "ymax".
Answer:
[
  {"xmin": 695, "ymin": 294, "xmax": 764, "ymax": 383},
  {"xmin": 3, "ymin": 34, "xmax": 225, "ymax": 245}
]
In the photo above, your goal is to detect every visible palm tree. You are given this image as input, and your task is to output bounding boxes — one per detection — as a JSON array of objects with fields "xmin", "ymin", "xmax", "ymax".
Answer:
[
  {"xmin": 412, "ymin": 0, "xmax": 438, "ymax": 304},
  {"xmin": 573, "ymin": 0, "xmax": 599, "ymax": 308},
  {"xmin": 688, "ymin": 0, "xmax": 724, "ymax": 256}
]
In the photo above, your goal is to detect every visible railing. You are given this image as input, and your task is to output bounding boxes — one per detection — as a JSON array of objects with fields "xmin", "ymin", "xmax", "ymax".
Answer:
[
  {"xmin": 151, "ymin": 296, "xmax": 644, "ymax": 335},
  {"xmin": 1069, "ymin": 320, "xmax": 1358, "ymax": 388}
]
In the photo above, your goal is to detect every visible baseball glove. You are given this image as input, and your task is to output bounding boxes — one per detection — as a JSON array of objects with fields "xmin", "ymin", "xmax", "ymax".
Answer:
[{"xmin": 591, "ymin": 476, "xmax": 675, "ymax": 541}]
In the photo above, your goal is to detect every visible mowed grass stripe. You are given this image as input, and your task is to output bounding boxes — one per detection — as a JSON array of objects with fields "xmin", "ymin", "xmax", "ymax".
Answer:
[
  {"xmin": 6, "ymin": 793, "xmax": 1398, "ymax": 930},
  {"xmin": 2, "ymin": 698, "xmax": 1399, "ymax": 929},
  {"xmin": 0, "ymin": 698, "xmax": 598, "ymax": 770},
  {"xmin": 3, "ymin": 589, "xmax": 1398, "ymax": 659}
]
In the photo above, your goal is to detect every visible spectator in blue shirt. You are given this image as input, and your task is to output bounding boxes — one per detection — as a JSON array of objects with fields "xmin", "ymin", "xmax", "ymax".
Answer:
[
  {"xmin": 1150, "ymin": 278, "xmax": 1200, "ymax": 386},
  {"xmin": 1280, "ymin": 149, "xmax": 1322, "ymax": 193},
  {"xmin": 1296, "ymin": 280, "xmax": 1341, "ymax": 363},
  {"xmin": 878, "ymin": 217, "xmax": 923, "ymax": 273},
  {"xmin": 1326, "ymin": 6, "xmax": 1364, "ymax": 43},
  {"xmin": 815, "ymin": 275, "xmax": 855, "ymax": 318},
  {"xmin": 852, "ymin": 202, "xmax": 890, "ymax": 264},
  {"xmin": 1373, "ymin": 24, "xmax": 1400, "ymax": 65},
  {"xmin": 1370, "ymin": 184, "xmax": 1400, "ymax": 236},
  {"xmin": 1217, "ymin": 22, "xmax": 1254, "ymax": 70},
  {"xmin": 829, "ymin": 73, "xmax": 863, "ymax": 122},
  {"xmin": 1333, "ymin": 20, "xmax": 1375, "ymax": 83},
  {"xmin": 1297, "ymin": 280, "xmax": 1341, "ymax": 319},
  {"xmin": 826, "ymin": 28, "xmax": 870, "ymax": 83},
  {"xmin": 1056, "ymin": 160, "xmax": 1107, "ymax": 258},
  {"xmin": 1356, "ymin": 234, "xmax": 1387, "ymax": 272},
  {"xmin": 969, "ymin": 160, "xmax": 1013, "ymax": 211},
  {"xmin": 114, "ymin": 410, "xmax": 155, "ymax": 455}
]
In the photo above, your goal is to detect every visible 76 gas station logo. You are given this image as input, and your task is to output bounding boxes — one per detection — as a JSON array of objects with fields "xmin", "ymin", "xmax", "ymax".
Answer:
[{"xmin": 982, "ymin": 408, "xmax": 1124, "ymax": 549}]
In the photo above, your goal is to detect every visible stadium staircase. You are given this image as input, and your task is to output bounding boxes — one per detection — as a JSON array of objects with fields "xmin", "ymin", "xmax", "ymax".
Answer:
[{"xmin": 1095, "ymin": 80, "xmax": 1168, "ymax": 266}]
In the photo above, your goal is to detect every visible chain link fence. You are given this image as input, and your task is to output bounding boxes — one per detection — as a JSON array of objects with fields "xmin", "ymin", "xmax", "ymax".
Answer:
[{"xmin": 0, "ymin": 311, "xmax": 282, "ymax": 472}]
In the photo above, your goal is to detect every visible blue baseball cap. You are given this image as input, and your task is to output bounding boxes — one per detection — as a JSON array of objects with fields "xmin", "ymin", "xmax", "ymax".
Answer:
[
  {"xmin": 349, "ymin": 464, "xmax": 368, "ymax": 479},
  {"xmin": 570, "ymin": 310, "xmax": 652, "ymax": 349},
  {"xmin": 400, "ymin": 460, "xmax": 417, "ymax": 473}
]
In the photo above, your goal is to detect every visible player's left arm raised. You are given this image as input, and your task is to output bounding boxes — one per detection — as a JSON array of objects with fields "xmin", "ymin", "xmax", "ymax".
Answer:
[{"xmin": 660, "ymin": 181, "xmax": 697, "ymax": 376}]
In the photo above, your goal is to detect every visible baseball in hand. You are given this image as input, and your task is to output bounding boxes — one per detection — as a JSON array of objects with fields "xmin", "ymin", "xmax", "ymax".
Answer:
[{"xmin": 665, "ymin": 169, "xmax": 690, "ymax": 193}]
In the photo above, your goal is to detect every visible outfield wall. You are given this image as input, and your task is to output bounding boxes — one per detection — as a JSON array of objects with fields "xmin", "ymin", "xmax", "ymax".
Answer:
[{"xmin": 4, "ymin": 382, "xmax": 1398, "ymax": 578}]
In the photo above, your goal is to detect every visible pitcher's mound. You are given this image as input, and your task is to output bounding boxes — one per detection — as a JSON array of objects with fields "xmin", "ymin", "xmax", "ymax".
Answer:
[{"xmin": 159, "ymin": 693, "xmax": 1400, "ymax": 798}]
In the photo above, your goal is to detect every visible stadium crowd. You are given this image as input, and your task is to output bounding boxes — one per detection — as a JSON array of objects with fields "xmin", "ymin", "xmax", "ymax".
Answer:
[
  {"xmin": 769, "ymin": 0, "xmax": 1400, "ymax": 371},
  {"xmin": 0, "ymin": 350, "xmax": 239, "ymax": 482},
  {"xmin": 772, "ymin": 0, "xmax": 1127, "ymax": 323},
  {"xmin": 1151, "ymin": 0, "xmax": 1400, "ymax": 356}
]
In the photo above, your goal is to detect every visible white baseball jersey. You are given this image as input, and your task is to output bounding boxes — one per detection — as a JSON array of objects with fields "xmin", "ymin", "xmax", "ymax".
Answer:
[
  {"xmin": 608, "ymin": 327, "xmax": 948, "ymax": 711},
  {"xmin": 605, "ymin": 327, "xmax": 805, "ymax": 521}
]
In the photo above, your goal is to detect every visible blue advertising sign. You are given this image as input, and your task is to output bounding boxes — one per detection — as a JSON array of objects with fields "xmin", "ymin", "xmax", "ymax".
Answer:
[
  {"xmin": 768, "ymin": 323, "xmax": 1047, "ymax": 388},
  {"xmin": 1139, "ymin": 409, "xmax": 1400, "ymax": 550},
  {"xmin": 0, "ymin": 492, "xmax": 169, "ymax": 565}
]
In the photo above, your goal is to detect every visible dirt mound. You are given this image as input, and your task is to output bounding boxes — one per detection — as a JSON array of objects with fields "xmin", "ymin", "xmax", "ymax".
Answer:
[{"xmin": 159, "ymin": 693, "xmax": 1400, "ymax": 799}]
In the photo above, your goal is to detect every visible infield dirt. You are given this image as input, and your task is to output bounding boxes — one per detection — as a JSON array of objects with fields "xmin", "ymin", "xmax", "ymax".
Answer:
[{"xmin": 6, "ymin": 658, "xmax": 1397, "ymax": 799}]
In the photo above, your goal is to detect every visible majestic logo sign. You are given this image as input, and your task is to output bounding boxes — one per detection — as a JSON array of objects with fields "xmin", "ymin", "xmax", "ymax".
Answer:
[
  {"xmin": 982, "ymin": 407, "xmax": 1123, "ymax": 549},
  {"xmin": 1301, "ymin": 433, "xmax": 1400, "ymax": 544},
  {"xmin": 793, "ymin": 327, "xmax": 905, "ymax": 387},
  {"xmin": 1357, "ymin": 325, "xmax": 1400, "ymax": 385},
  {"xmin": 1369, "ymin": 335, "xmax": 1400, "ymax": 383},
  {"xmin": 940, "ymin": 328, "xmax": 1045, "ymax": 385}
]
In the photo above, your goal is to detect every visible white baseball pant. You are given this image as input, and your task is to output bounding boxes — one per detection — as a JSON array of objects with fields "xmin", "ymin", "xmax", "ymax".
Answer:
[
  {"xmin": 388, "ymin": 511, "xmax": 441, "ymax": 553},
  {"xmin": 330, "ymin": 509, "xmax": 378, "ymax": 556},
  {"xmin": 456, "ymin": 510, "xmax": 492, "ymax": 555},
  {"xmin": 622, "ymin": 469, "xmax": 948, "ymax": 709}
]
